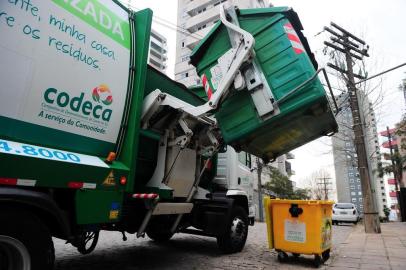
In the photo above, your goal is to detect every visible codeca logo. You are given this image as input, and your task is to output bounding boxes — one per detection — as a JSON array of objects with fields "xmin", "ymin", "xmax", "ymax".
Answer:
[{"xmin": 92, "ymin": 84, "xmax": 113, "ymax": 106}]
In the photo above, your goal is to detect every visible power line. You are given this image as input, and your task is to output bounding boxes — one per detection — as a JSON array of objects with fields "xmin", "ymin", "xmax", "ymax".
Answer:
[
  {"xmin": 355, "ymin": 62, "xmax": 406, "ymax": 85},
  {"xmin": 121, "ymin": 1, "xmax": 205, "ymax": 40}
]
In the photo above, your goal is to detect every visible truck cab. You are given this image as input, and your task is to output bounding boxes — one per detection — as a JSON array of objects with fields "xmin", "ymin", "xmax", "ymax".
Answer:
[{"xmin": 215, "ymin": 148, "xmax": 256, "ymax": 225}]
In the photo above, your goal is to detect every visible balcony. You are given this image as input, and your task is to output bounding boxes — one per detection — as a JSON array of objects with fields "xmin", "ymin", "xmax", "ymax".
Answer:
[
  {"xmin": 185, "ymin": 7, "xmax": 219, "ymax": 32},
  {"xmin": 389, "ymin": 191, "xmax": 398, "ymax": 198},
  {"xmin": 379, "ymin": 128, "xmax": 395, "ymax": 137},
  {"xmin": 185, "ymin": 0, "xmax": 217, "ymax": 16},
  {"xmin": 382, "ymin": 139, "xmax": 399, "ymax": 149},
  {"xmin": 149, "ymin": 53, "xmax": 165, "ymax": 67},
  {"xmin": 388, "ymin": 178, "xmax": 396, "ymax": 185},
  {"xmin": 185, "ymin": 27, "xmax": 213, "ymax": 50}
]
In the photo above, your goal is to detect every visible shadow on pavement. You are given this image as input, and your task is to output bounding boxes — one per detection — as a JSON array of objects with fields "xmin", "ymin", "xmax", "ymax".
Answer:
[{"xmin": 55, "ymin": 236, "xmax": 222, "ymax": 270}]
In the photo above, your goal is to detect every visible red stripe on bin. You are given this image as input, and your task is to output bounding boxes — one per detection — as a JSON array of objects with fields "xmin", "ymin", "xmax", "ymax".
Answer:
[
  {"xmin": 0, "ymin": 178, "xmax": 17, "ymax": 185},
  {"xmin": 287, "ymin": 33, "xmax": 301, "ymax": 43}
]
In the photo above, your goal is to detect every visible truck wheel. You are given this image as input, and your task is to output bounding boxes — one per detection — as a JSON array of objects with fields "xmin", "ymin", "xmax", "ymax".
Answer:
[
  {"xmin": 0, "ymin": 208, "xmax": 54, "ymax": 270},
  {"xmin": 217, "ymin": 206, "xmax": 249, "ymax": 254},
  {"xmin": 146, "ymin": 230, "xmax": 174, "ymax": 242}
]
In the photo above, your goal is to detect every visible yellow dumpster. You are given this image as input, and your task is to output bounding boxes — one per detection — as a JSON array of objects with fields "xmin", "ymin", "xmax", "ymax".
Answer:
[{"xmin": 264, "ymin": 198, "xmax": 333, "ymax": 267}]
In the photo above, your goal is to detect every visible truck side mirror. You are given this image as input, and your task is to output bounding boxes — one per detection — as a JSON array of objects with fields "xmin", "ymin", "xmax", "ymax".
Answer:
[{"xmin": 219, "ymin": 145, "xmax": 227, "ymax": 153}]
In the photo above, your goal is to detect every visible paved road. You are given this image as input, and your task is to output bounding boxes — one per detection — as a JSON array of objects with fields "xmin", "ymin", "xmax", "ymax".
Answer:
[{"xmin": 54, "ymin": 223, "xmax": 354, "ymax": 270}]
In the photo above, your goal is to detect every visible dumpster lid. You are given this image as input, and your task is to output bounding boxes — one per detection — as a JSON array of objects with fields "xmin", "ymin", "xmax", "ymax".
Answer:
[
  {"xmin": 269, "ymin": 199, "xmax": 334, "ymax": 205},
  {"xmin": 189, "ymin": 6, "xmax": 318, "ymax": 70}
]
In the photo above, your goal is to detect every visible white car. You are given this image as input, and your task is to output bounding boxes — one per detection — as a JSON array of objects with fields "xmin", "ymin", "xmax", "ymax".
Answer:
[{"xmin": 332, "ymin": 203, "xmax": 360, "ymax": 225}]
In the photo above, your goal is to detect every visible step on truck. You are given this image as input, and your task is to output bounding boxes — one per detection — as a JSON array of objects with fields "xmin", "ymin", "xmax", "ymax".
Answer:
[{"xmin": 0, "ymin": 1, "xmax": 338, "ymax": 269}]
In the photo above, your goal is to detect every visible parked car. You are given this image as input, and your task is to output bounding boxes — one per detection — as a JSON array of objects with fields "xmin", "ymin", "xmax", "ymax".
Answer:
[{"xmin": 332, "ymin": 203, "xmax": 360, "ymax": 225}]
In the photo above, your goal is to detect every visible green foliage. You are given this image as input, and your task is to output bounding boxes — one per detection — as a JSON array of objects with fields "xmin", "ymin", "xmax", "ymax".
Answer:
[
  {"xmin": 383, "ymin": 205, "xmax": 390, "ymax": 218},
  {"xmin": 290, "ymin": 188, "xmax": 311, "ymax": 200},
  {"xmin": 264, "ymin": 167, "xmax": 310, "ymax": 200}
]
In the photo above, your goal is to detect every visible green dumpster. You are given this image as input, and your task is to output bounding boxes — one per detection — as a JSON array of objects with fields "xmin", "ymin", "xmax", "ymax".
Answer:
[{"xmin": 190, "ymin": 7, "xmax": 338, "ymax": 161}]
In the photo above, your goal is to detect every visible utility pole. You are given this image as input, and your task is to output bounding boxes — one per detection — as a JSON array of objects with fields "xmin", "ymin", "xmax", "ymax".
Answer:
[
  {"xmin": 317, "ymin": 177, "xmax": 332, "ymax": 200},
  {"xmin": 256, "ymin": 157, "xmax": 264, "ymax": 222},
  {"xmin": 324, "ymin": 22, "xmax": 381, "ymax": 233}
]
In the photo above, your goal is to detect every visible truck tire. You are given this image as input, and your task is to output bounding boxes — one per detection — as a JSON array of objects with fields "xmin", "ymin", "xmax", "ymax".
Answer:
[
  {"xmin": 0, "ymin": 208, "xmax": 54, "ymax": 270},
  {"xmin": 217, "ymin": 205, "xmax": 249, "ymax": 254}
]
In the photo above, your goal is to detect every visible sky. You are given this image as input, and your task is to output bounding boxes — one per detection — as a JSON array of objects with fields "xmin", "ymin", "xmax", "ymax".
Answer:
[{"xmin": 121, "ymin": 0, "xmax": 406, "ymax": 193}]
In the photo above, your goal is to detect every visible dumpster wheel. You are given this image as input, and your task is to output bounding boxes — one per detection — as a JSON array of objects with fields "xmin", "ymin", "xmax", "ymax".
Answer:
[
  {"xmin": 322, "ymin": 249, "xmax": 330, "ymax": 261},
  {"xmin": 277, "ymin": 251, "xmax": 288, "ymax": 262},
  {"xmin": 314, "ymin": 254, "xmax": 322, "ymax": 268}
]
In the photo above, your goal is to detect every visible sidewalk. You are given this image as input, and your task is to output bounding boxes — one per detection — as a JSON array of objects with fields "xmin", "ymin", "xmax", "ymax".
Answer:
[{"xmin": 329, "ymin": 222, "xmax": 406, "ymax": 270}]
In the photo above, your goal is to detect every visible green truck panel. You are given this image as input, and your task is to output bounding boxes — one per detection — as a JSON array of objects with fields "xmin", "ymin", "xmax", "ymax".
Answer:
[
  {"xmin": 75, "ymin": 189, "xmax": 124, "ymax": 224},
  {"xmin": 190, "ymin": 7, "xmax": 337, "ymax": 161}
]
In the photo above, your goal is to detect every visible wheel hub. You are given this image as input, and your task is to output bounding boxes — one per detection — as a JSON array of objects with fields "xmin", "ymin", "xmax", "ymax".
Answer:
[
  {"xmin": 230, "ymin": 217, "xmax": 246, "ymax": 243},
  {"xmin": 0, "ymin": 235, "xmax": 31, "ymax": 270}
]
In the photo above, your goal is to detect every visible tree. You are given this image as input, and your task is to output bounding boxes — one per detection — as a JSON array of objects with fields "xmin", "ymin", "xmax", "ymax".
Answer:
[
  {"xmin": 264, "ymin": 167, "xmax": 310, "ymax": 200},
  {"xmin": 306, "ymin": 169, "xmax": 332, "ymax": 200},
  {"xmin": 290, "ymin": 188, "xmax": 311, "ymax": 200}
]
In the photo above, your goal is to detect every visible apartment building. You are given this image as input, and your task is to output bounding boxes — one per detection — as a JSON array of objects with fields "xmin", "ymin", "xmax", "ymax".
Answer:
[
  {"xmin": 380, "ymin": 128, "xmax": 400, "ymax": 207},
  {"xmin": 175, "ymin": 0, "xmax": 267, "ymax": 86},
  {"xmin": 332, "ymin": 92, "xmax": 386, "ymax": 216},
  {"xmin": 148, "ymin": 29, "xmax": 168, "ymax": 74}
]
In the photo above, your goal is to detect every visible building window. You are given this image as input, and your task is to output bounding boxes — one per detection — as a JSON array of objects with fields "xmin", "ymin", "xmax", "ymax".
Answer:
[
  {"xmin": 382, "ymin": 193, "xmax": 385, "ymax": 196},
  {"xmin": 352, "ymin": 198, "xmax": 356, "ymax": 202},
  {"xmin": 359, "ymin": 198, "xmax": 362, "ymax": 202},
  {"xmin": 180, "ymin": 72, "xmax": 189, "ymax": 79},
  {"xmin": 349, "ymin": 179, "xmax": 354, "ymax": 183},
  {"xmin": 350, "ymin": 185, "xmax": 355, "ymax": 190},
  {"xmin": 351, "ymin": 192, "xmax": 356, "ymax": 196},
  {"xmin": 181, "ymin": 41, "xmax": 185, "ymax": 48},
  {"xmin": 357, "ymin": 185, "xmax": 361, "ymax": 190},
  {"xmin": 357, "ymin": 178, "xmax": 360, "ymax": 183},
  {"xmin": 349, "ymin": 172, "xmax": 354, "ymax": 177},
  {"xmin": 381, "ymin": 186, "xmax": 384, "ymax": 190},
  {"xmin": 383, "ymin": 199, "xmax": 386, "ymax": 202},
  {"xmin": 358, "ymin": 191, "xmax": 362, "ymax": 195}
]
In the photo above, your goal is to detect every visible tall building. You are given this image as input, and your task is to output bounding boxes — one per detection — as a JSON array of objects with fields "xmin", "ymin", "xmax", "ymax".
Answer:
[
  {"xmin": 175, "ymin": 0, "xmax": 267, "ymax": 87},
  {"xmin": 148, "ymin": 29, "xmax": 168, "ymax": 74},
  {"xmin": 380, "ymin": 128, "xmax": 400, "ymax": 207},
  {"xmin": 332, "ymin": 92, "xmax": 386, "ymax": 216}
]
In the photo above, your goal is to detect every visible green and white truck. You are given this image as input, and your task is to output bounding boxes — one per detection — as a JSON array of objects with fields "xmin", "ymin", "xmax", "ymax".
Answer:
[{"xmin": 0, "ymin": 1, "xmax": 338, "ymax": 269}]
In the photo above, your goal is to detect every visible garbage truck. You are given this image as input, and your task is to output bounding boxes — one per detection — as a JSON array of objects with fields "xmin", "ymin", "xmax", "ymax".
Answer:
[{"xmin": 0, "ymin": 1, "xmax": 338, "ymax": 269}]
